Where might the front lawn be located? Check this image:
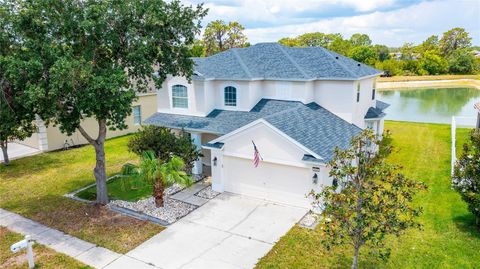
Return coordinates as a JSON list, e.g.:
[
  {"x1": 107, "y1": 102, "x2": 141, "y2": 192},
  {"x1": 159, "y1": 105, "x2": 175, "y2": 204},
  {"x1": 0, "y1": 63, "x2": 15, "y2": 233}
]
[
  {"x1": 0, "y1": 227, "x2": 89, "y2": 269},
  {"x1": 76, "y1": 176, "x2": 152, "y2": 202},
  {"x1": 257, "y1": 121, "x2": 480, "y2": 268},
  {"x1": 0, "y1": 135, "x2": 164, "y2": 254}
]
